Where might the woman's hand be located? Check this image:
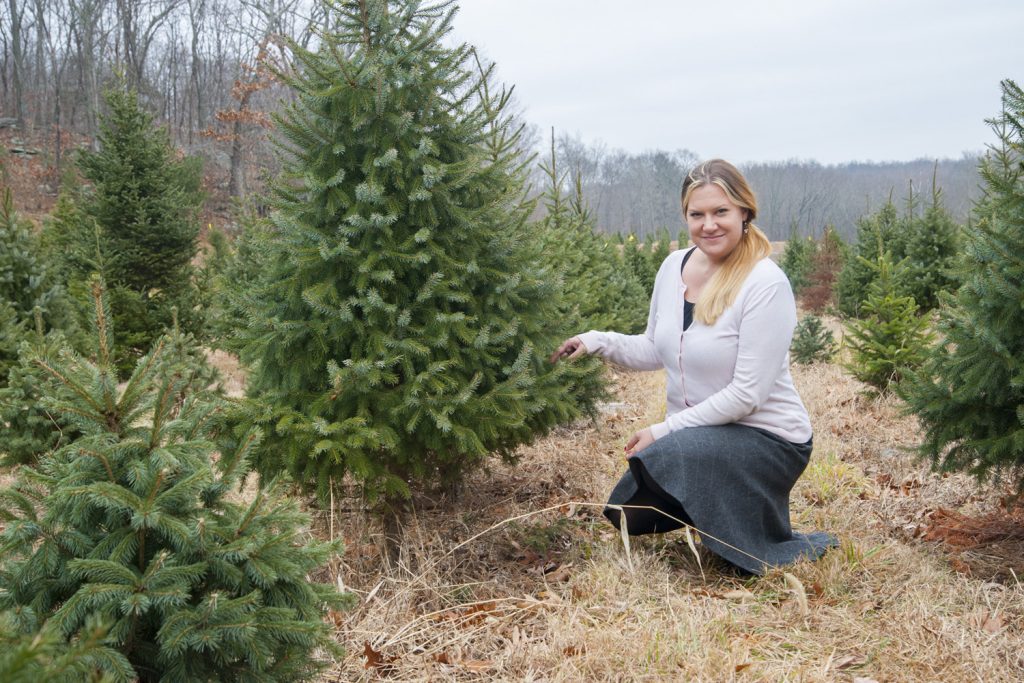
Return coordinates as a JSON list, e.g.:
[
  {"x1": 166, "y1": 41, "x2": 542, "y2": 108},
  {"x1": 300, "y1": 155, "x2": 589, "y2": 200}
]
[
  {"x1": 625, "y1": 428, "x2": 655, "y2": 458},
  {"x1": 549, "y1": 336, "x2": 589, "y2": 364}
]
